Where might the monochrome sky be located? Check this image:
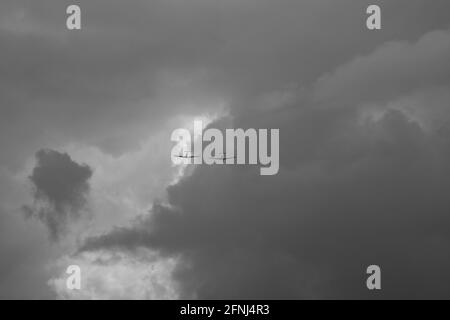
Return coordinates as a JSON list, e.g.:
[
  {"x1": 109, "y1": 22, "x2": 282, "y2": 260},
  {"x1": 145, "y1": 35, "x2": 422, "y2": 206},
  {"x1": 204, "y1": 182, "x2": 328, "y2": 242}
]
[{"x1": 1, "y1": 0, "x2": 450, "y2": 299}]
